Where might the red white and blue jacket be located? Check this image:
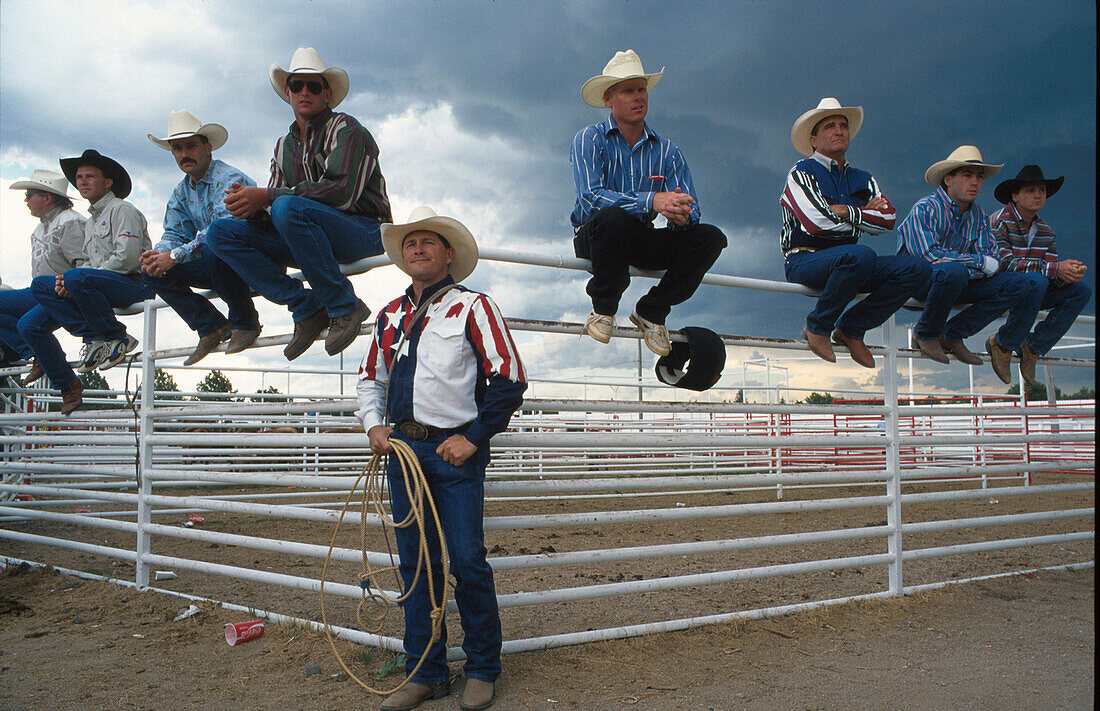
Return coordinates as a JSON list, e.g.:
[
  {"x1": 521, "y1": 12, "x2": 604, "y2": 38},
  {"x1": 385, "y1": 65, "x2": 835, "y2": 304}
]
[{"x1": 356, "y1": 276, "x2": 527, "y2": 447}]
